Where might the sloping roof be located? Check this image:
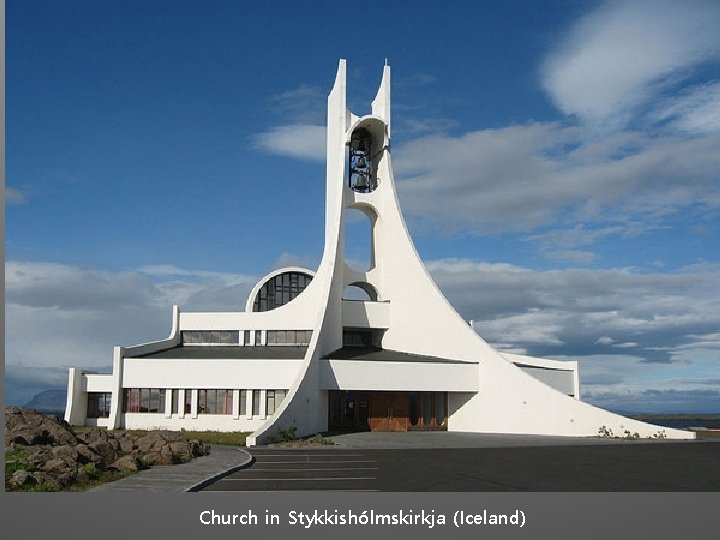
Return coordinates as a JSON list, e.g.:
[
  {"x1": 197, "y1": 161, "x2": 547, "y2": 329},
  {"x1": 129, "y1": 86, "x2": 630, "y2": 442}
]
[
  {"x1": 322, "y1": 346, "x2": 477, "y2": 365},
  {"x1": 127, "y1": 346, "x2": 308, "y2": 360}
]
